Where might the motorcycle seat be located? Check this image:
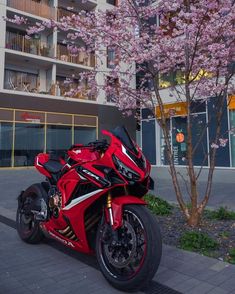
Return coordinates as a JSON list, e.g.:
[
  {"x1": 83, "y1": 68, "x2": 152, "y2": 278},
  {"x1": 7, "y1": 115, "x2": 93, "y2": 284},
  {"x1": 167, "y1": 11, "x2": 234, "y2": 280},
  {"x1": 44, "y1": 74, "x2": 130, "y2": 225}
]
[{"x1": 42, "y1": 159, "x2": 64, "y2": 174}]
